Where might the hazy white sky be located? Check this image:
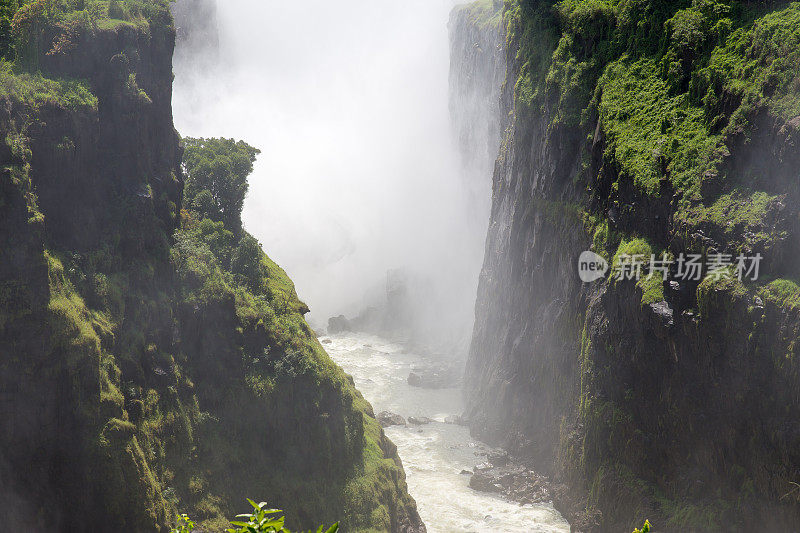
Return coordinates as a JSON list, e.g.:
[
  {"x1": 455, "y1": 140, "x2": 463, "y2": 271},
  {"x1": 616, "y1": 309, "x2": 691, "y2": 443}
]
[{"x1": 173, "y1": 0, "x2": 484, "y2": 330}]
